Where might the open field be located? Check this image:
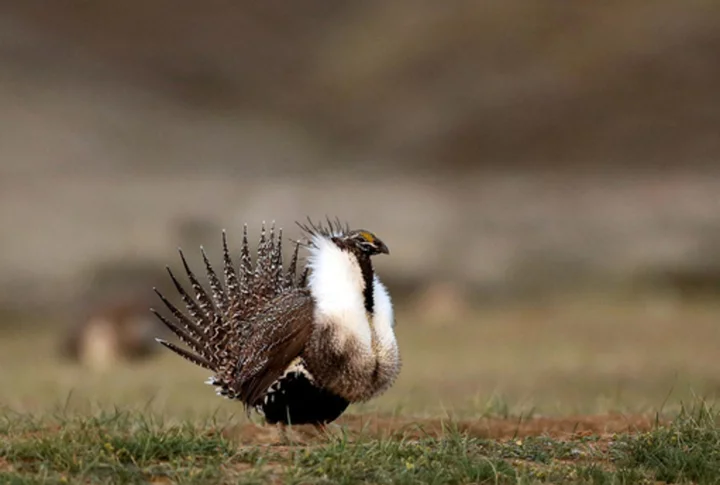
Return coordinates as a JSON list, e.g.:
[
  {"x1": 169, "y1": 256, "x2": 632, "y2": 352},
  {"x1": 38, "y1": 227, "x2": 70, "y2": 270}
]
[
  {"x1": 2, "y1": 1, "x2": 720, "y2": 482},
  {"x1": 2, "y1": 294, "x2": 720, "y2": 483},
  {"x1": 3, "y1": 406, "x2": 720, "y2": 484}
]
